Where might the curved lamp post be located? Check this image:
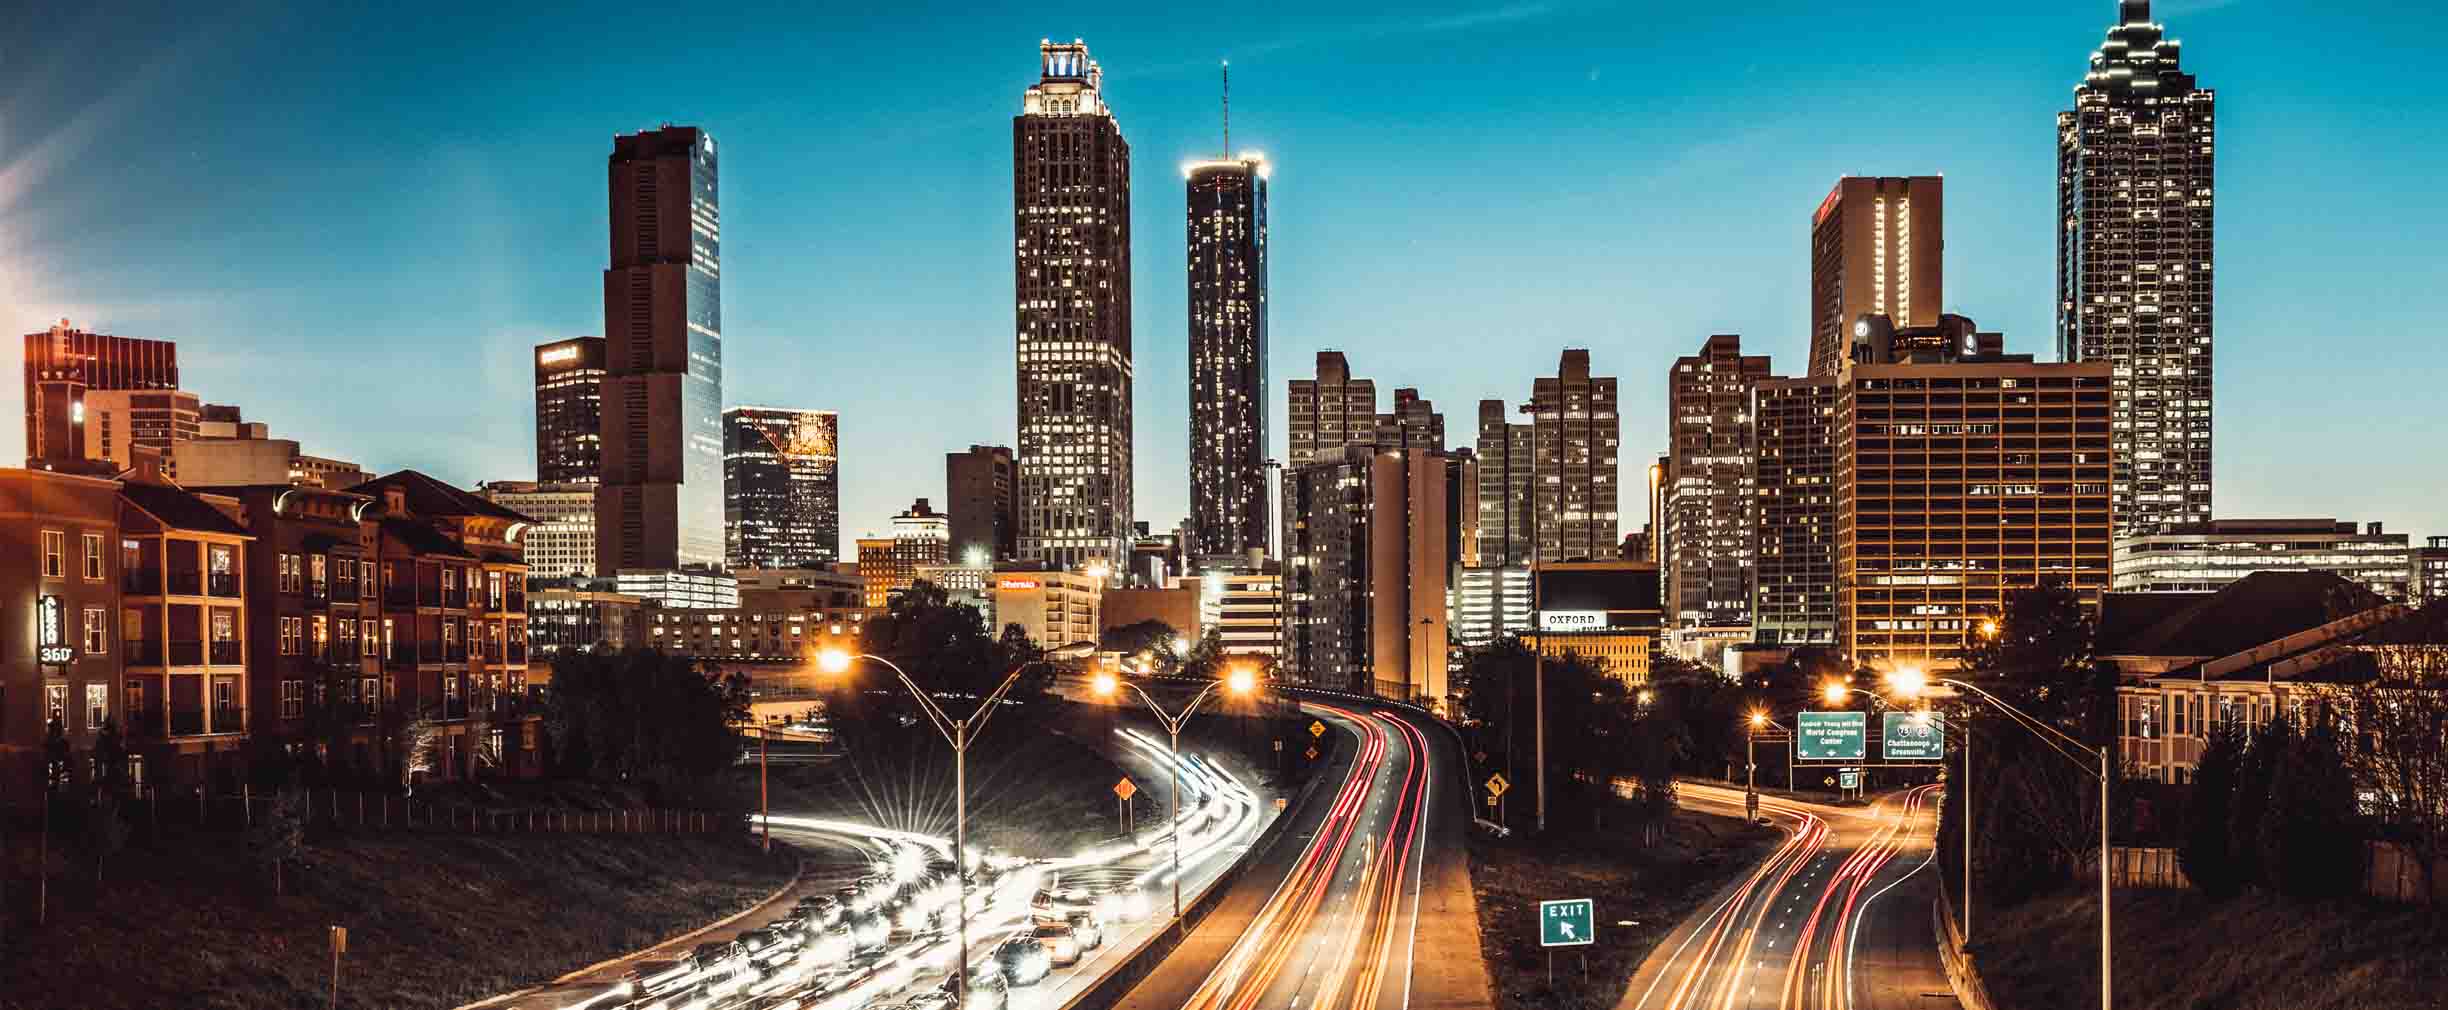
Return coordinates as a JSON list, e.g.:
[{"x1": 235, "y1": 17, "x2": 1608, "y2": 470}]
[
  {"x1": 1091, "y1": 665, "x2": 1255, "y2": 925},
  {"x1": 816, "y1": 640, "x2": 1095, "y2": 998}
]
